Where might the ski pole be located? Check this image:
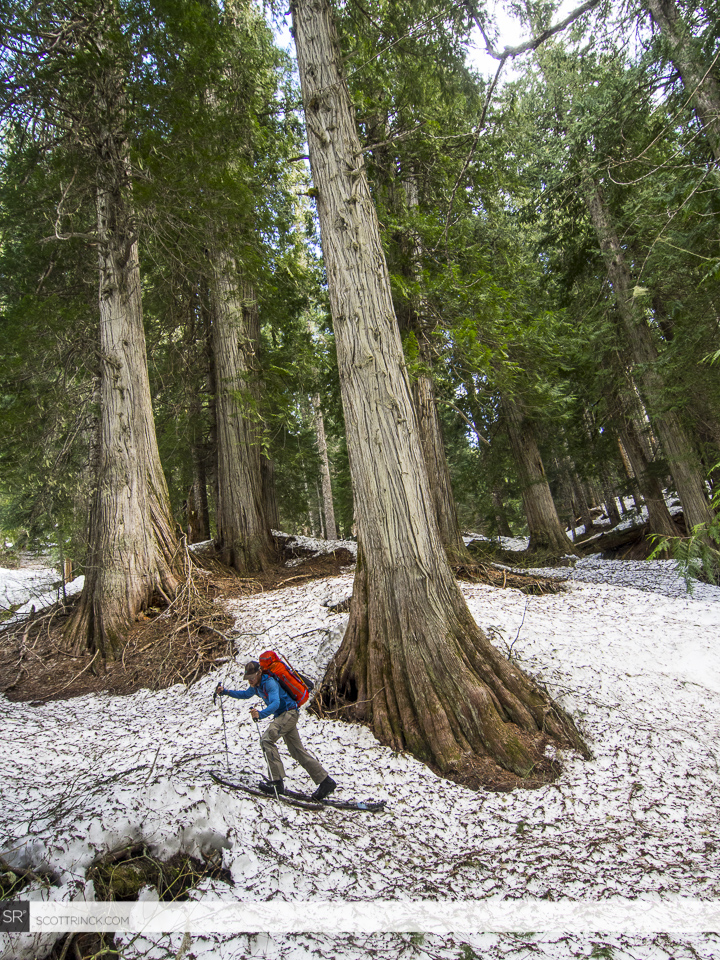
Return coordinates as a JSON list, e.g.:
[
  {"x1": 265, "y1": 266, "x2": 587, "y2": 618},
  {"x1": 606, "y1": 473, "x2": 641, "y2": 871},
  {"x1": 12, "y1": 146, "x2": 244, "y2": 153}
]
[
  {"x1": 214, "y1": 683, "x2": 229, "y2": 770},
  {"x1": 254, "y1": 715, "x2": 280, "y2": 801}
]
